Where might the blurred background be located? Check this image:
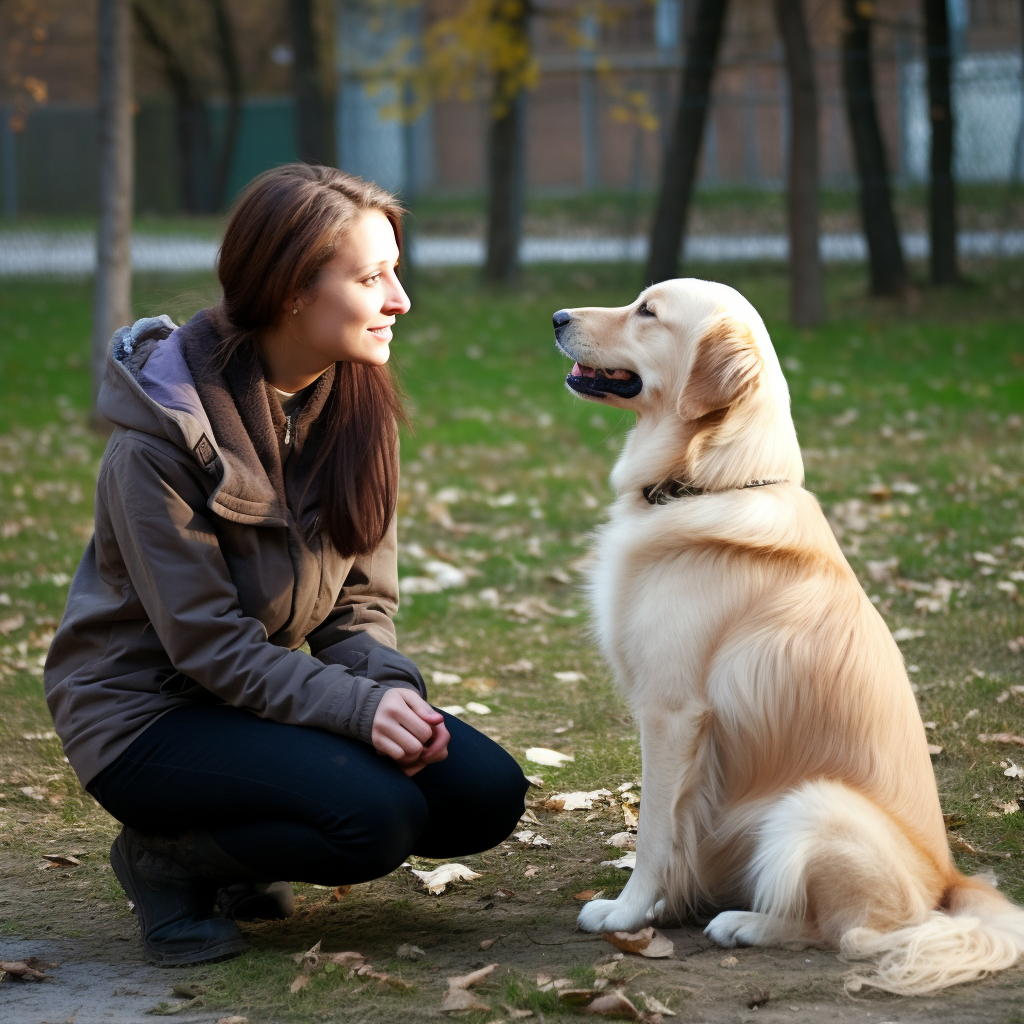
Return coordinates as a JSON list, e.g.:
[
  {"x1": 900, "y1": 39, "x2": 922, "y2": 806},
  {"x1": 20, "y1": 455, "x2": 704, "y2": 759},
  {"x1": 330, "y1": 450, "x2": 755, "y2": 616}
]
[{"x1": 3, "y1": 0, "x2": 1023, "y2": 299}]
